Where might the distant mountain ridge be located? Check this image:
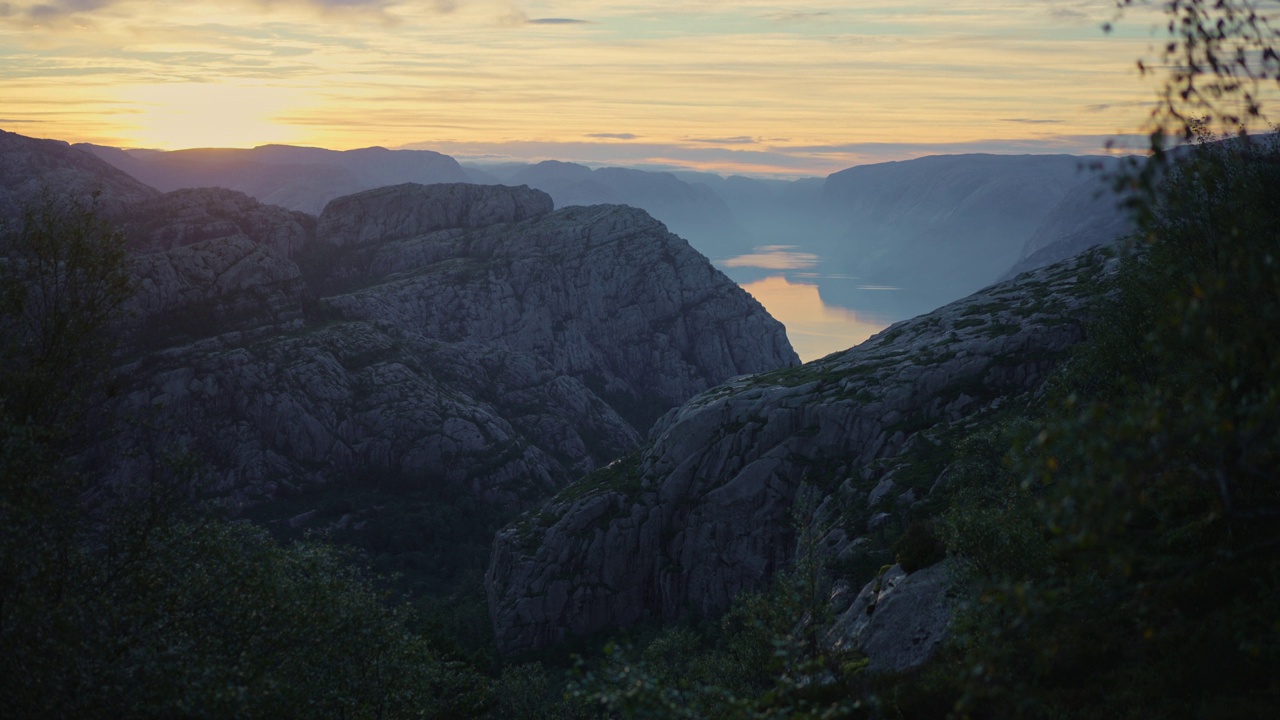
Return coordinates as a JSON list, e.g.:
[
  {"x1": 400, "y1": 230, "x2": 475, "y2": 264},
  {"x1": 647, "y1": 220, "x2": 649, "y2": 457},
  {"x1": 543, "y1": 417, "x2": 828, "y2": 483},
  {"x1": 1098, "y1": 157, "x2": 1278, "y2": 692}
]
[
  {"x1": 76, "y1": 142, "x2": 469, "y2": 215},
  {"x1": 68, "y1": 132, "x2": 1139, "y2": 328},
  {"x1": 812, "y1": 154, "x2": 1109, "y2": 315}
]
